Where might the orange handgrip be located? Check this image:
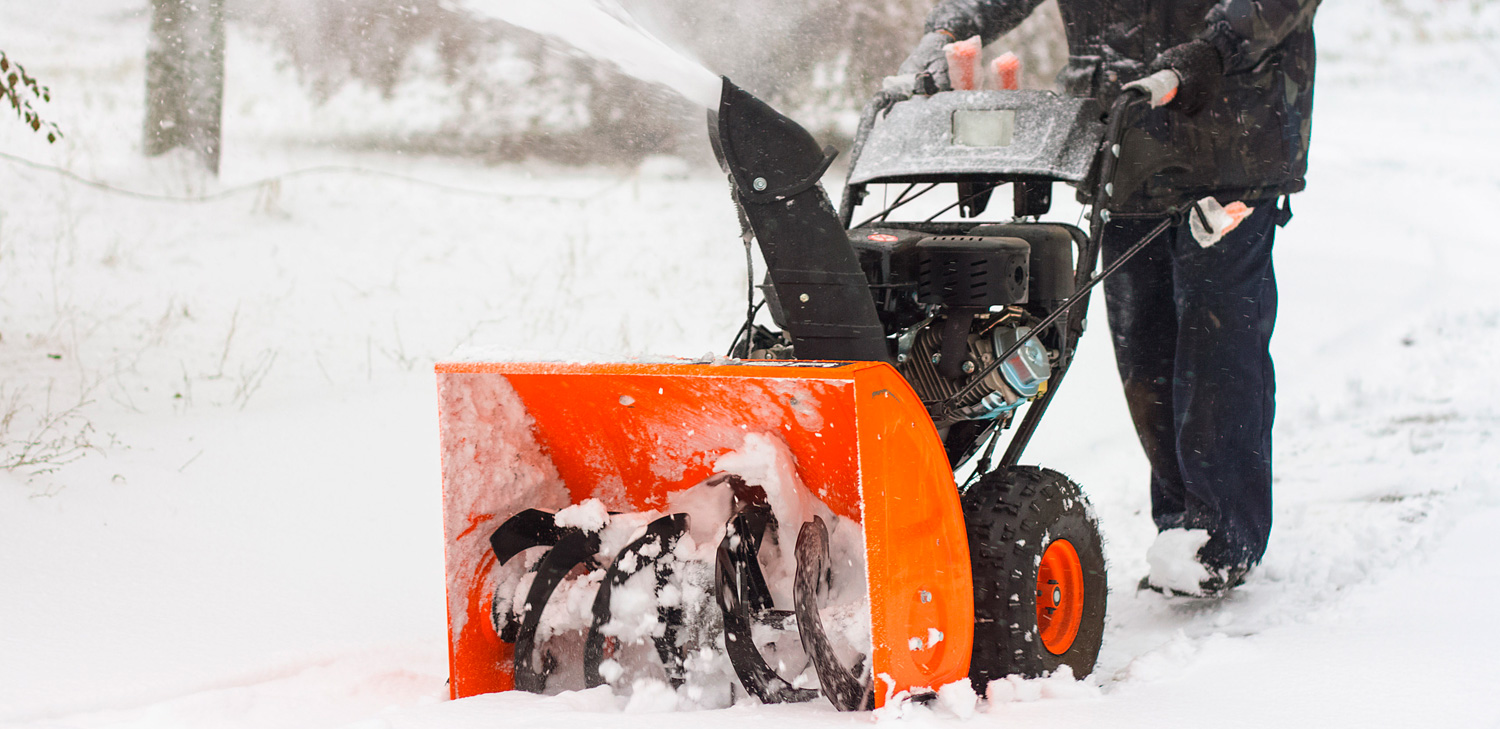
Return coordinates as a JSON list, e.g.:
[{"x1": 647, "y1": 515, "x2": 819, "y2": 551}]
[
  {"x1": 945, "y1": 36, "x2": 983, "y2": 91},
  {"x1": 992, "y1": 52, "x2": 1021, "y2": 91},
  {"x1": 1221, "y1": 200, "x2": 1252, "y2": 234}
]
